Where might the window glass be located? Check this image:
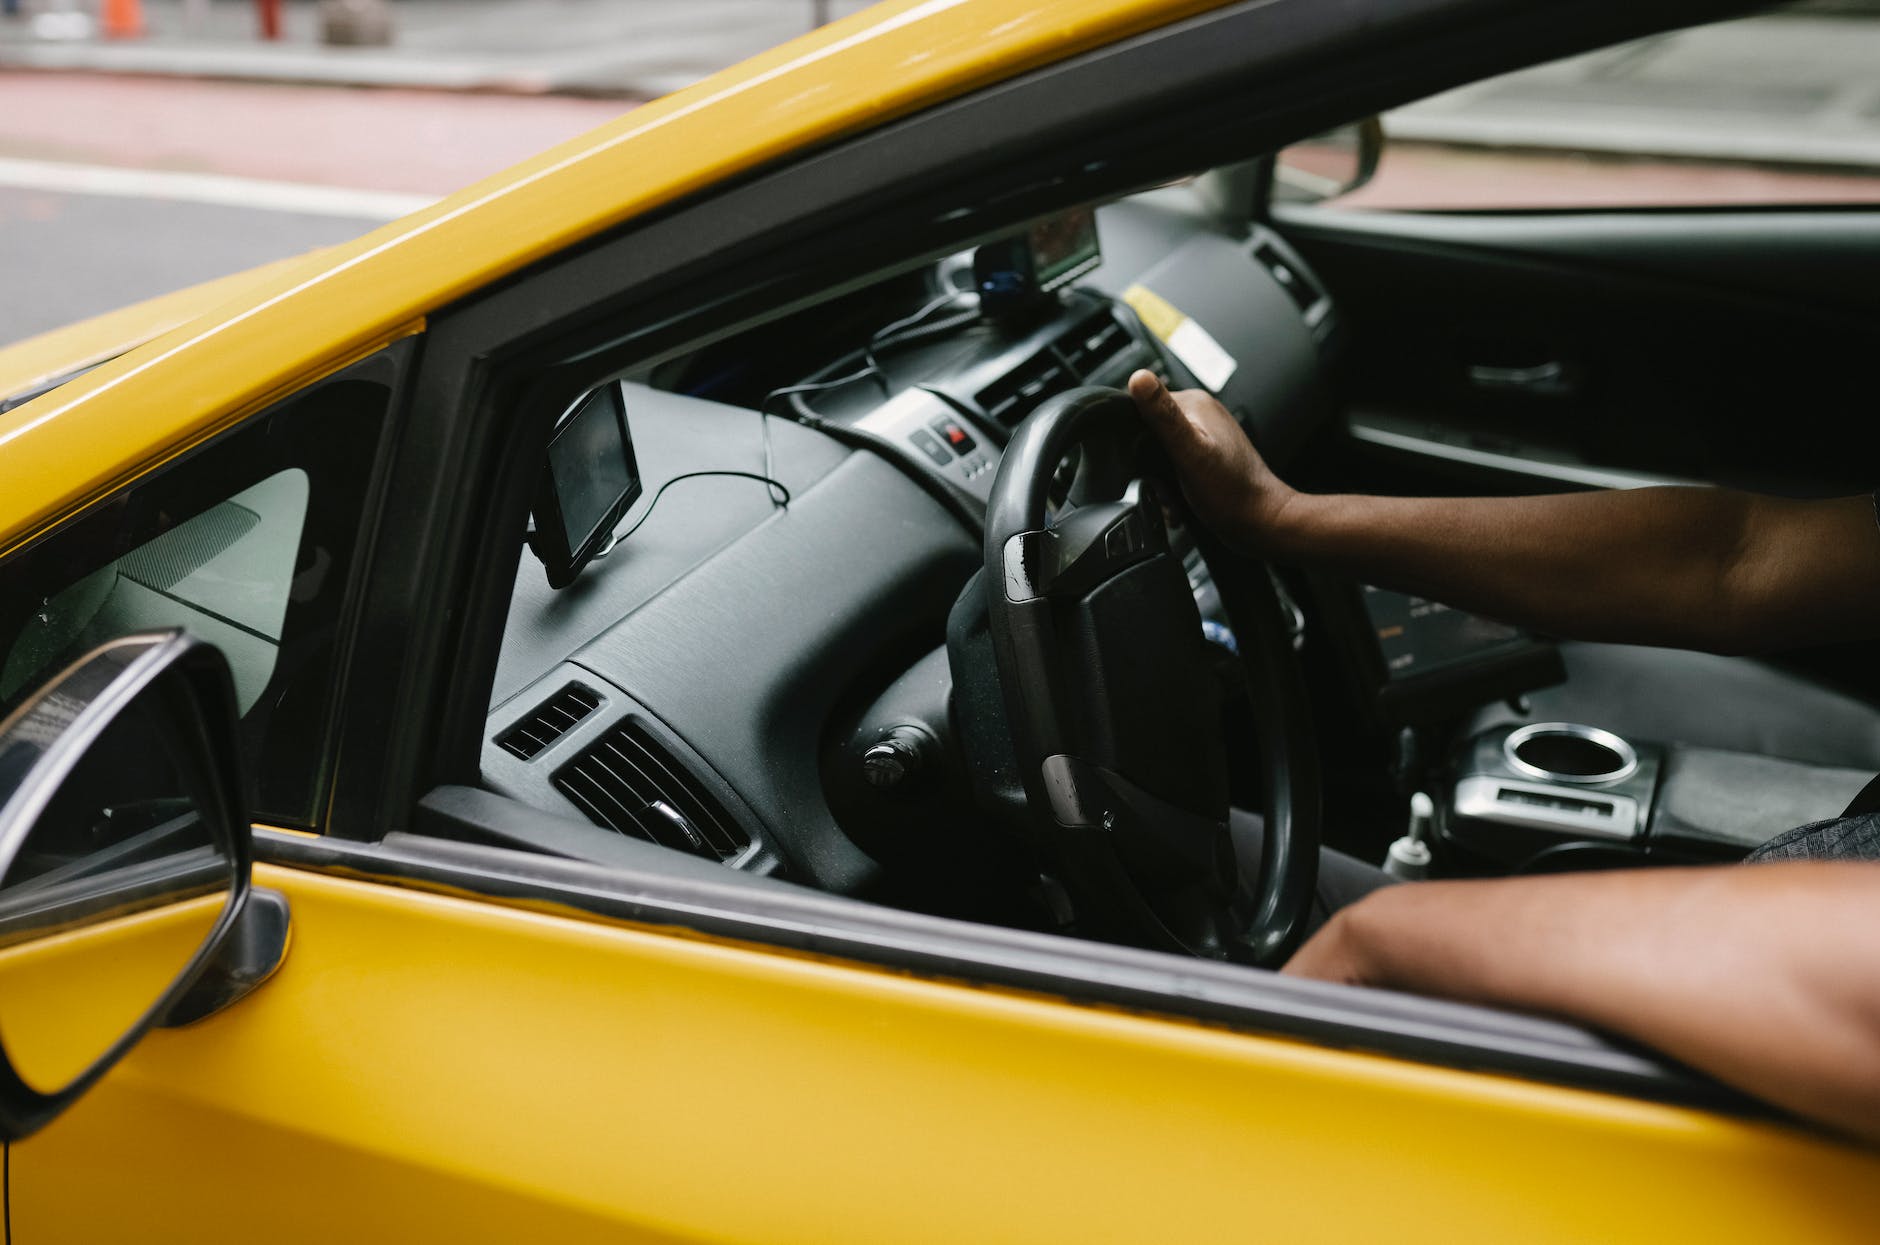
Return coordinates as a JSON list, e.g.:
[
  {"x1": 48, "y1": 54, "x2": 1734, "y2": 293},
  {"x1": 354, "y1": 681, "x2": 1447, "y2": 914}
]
[
  {"x1": 0, "y1": 353, "x2": 401, "y2": 829},
  {"x1": 1293, "y1": 6, "x2": 1880, "y2": 210},
  {"x1": 1, "y1": 469, "x2": 309, "y2": 715}
]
